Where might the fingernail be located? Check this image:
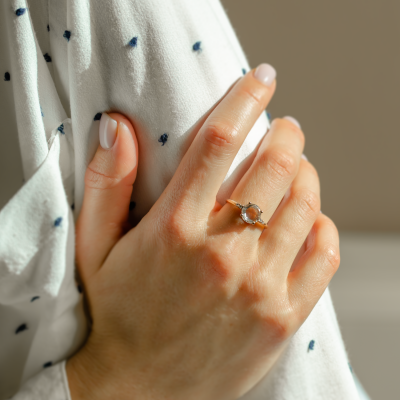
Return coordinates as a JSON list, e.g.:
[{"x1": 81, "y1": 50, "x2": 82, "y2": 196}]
[
  {"x1": 254, "y1": 63, "x2": 276, "y2": 87},
  {"x1": 301, "y1": 154, "x2": 308, "y2": 161},
  {"x1": 283, "y1": 116, "x2": 301, "y2": 129},
  {"x1": 99, "y1": 113, "x2": 118, "y2": 149}
]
